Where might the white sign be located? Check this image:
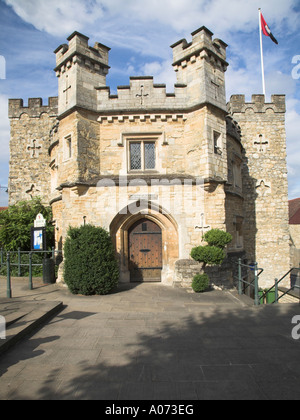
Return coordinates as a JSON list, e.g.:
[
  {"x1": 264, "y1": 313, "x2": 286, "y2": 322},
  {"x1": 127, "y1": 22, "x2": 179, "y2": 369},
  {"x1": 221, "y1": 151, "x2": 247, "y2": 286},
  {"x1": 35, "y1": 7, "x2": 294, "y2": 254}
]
[{"x1": 34, "y1": 213, "x2": 46, "y2": 228}]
